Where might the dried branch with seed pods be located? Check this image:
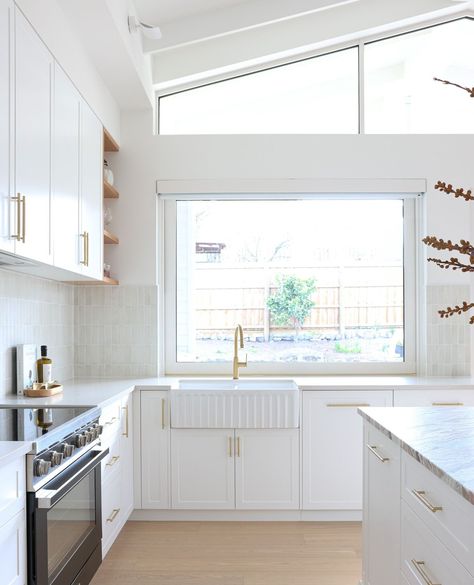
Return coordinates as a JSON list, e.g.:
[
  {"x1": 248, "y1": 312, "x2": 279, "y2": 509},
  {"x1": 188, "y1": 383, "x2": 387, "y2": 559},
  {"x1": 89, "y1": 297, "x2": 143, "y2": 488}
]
[{"x1": 424, "y1": 78, "x2": 474, "y2": 322}]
